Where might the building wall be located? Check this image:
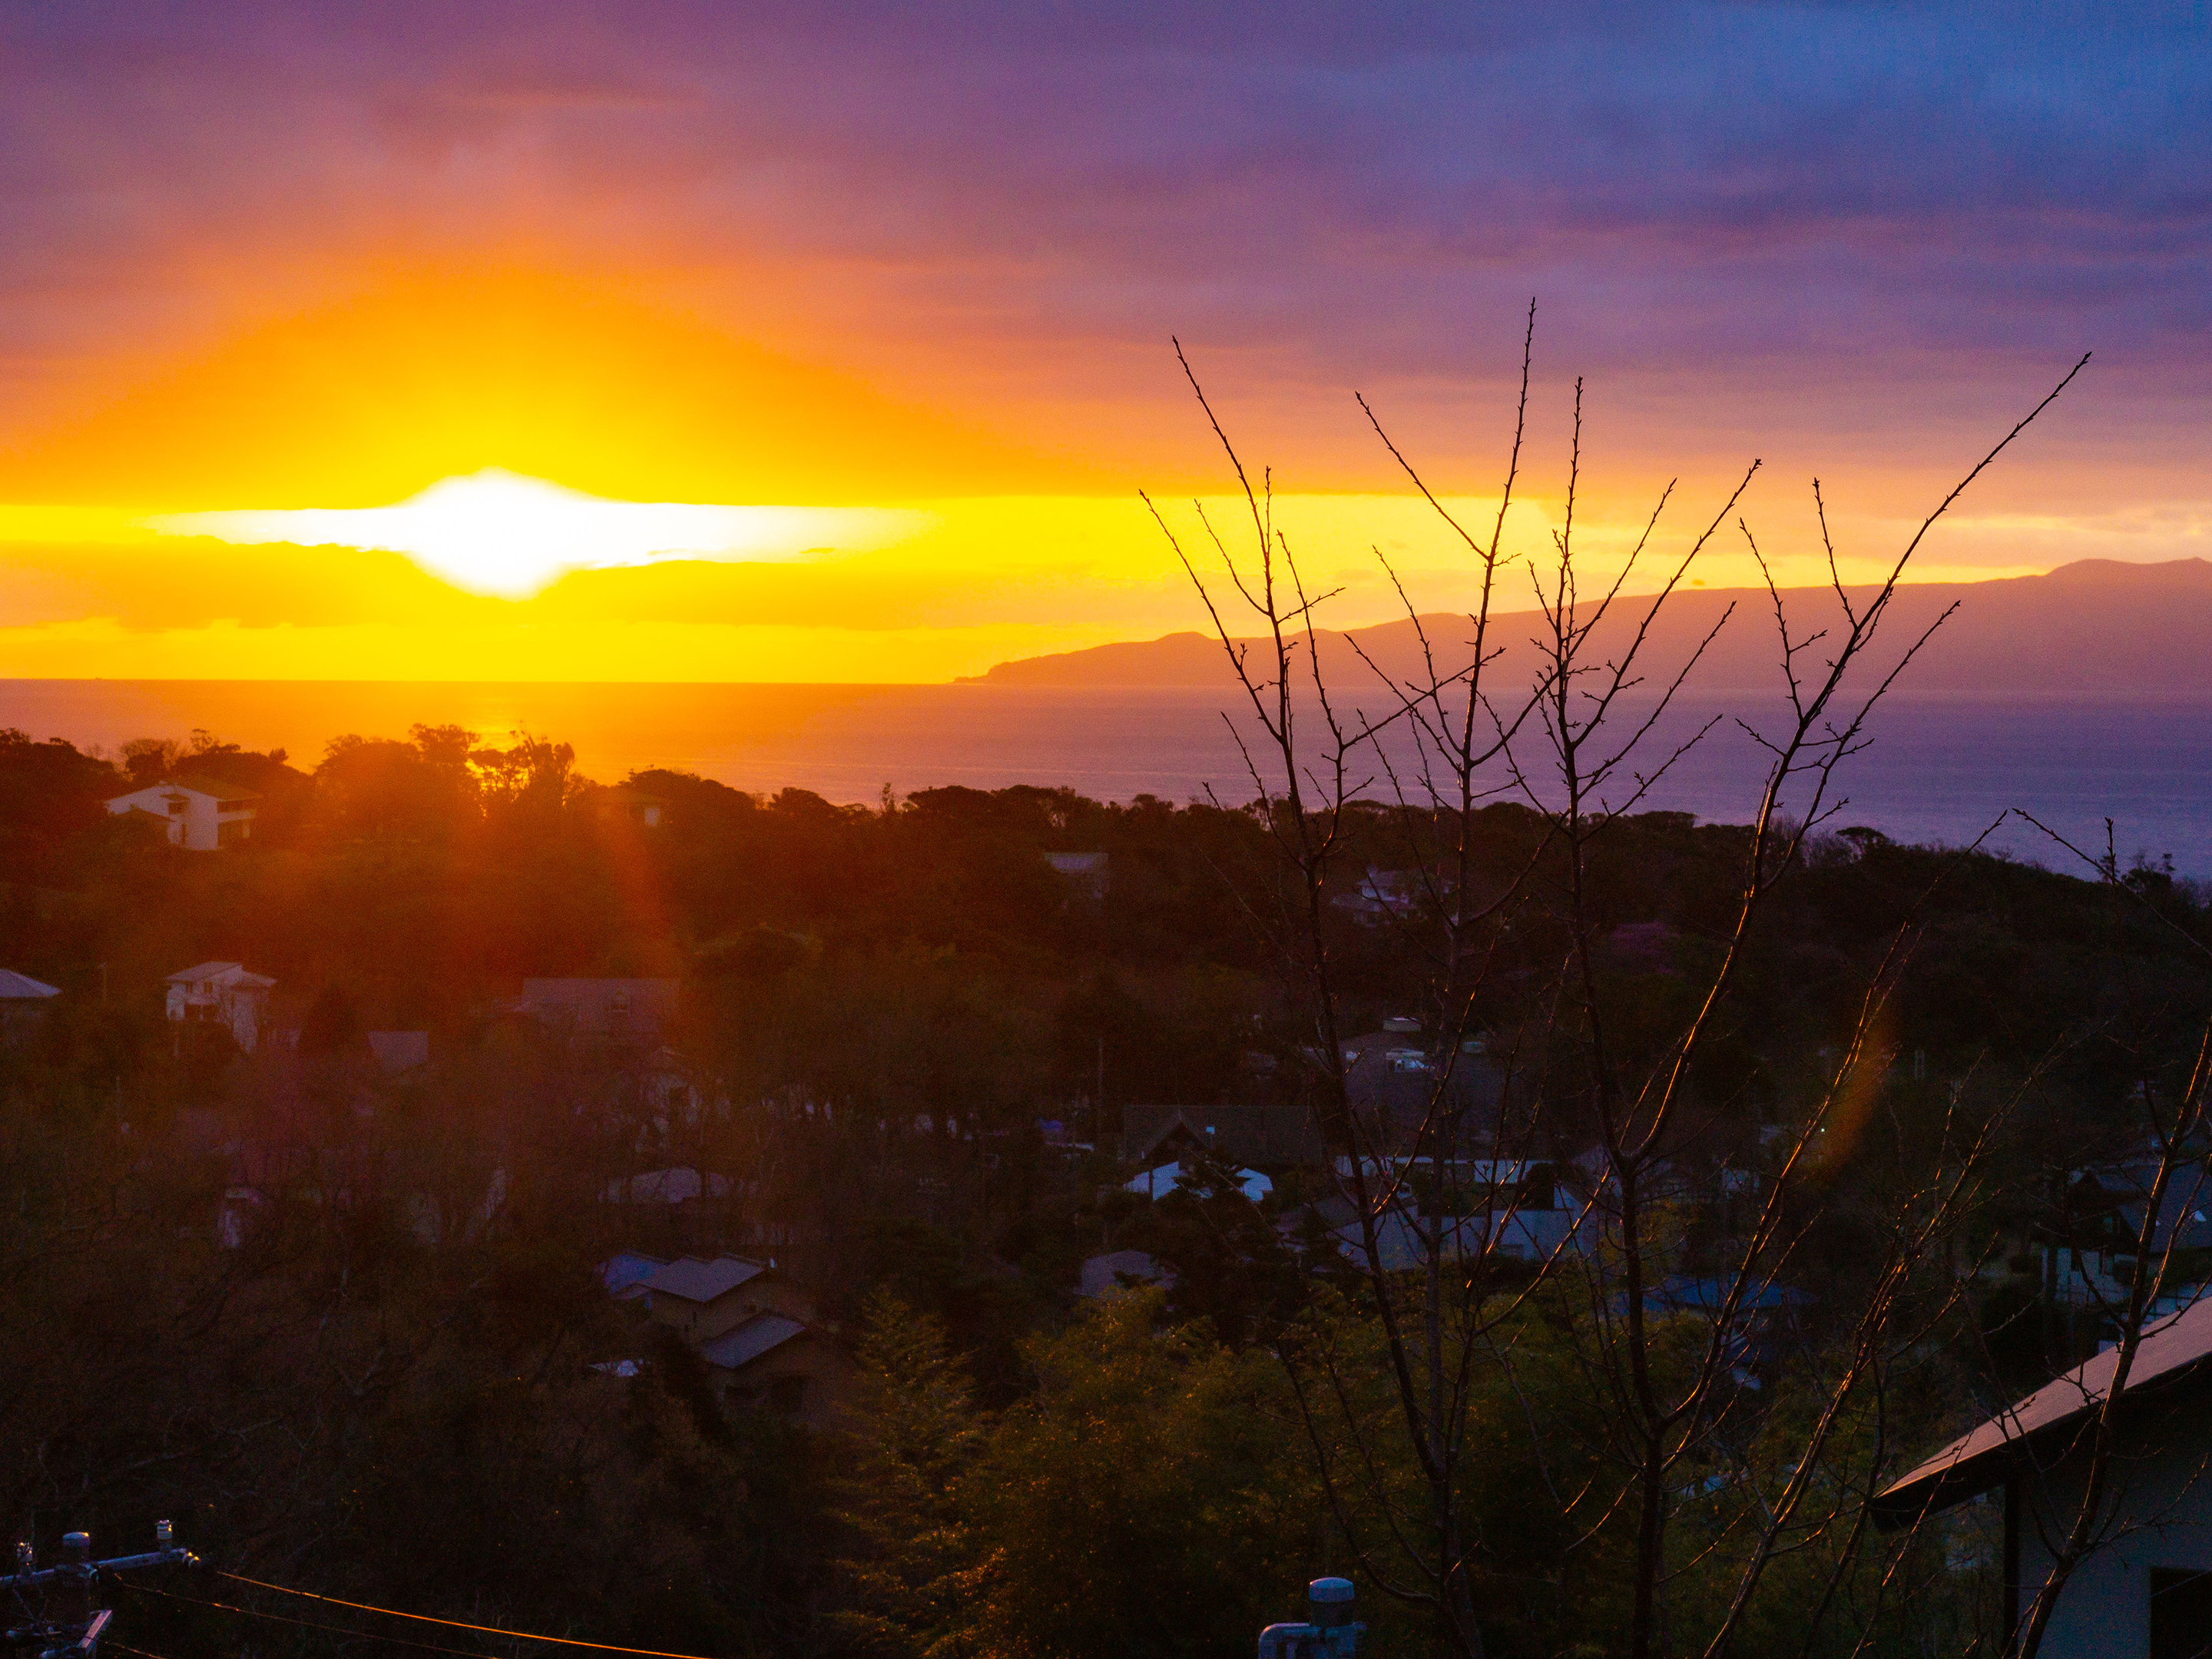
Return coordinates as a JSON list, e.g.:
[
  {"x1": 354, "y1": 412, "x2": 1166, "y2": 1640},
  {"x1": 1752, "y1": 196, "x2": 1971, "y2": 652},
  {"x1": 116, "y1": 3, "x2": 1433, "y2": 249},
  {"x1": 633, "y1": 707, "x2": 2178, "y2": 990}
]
[
  {"x1": 0, "y1": 1001, "x2": 50, "y2": 1049},
  {"x1": 713, "y1": 1334, "x2": 857, "y2": 1429},
  {"x1": 167, "y1": 980, "x2": 269, "y2": 1051},
  {"x1": 2019, "y1": 1402, "x2": 2212, "y2": 1657},
  {"x1": 105, "y1": 786, "x2": 253, "y2": 851}
]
